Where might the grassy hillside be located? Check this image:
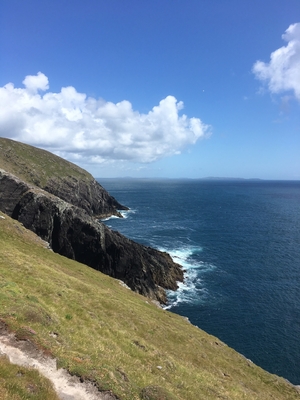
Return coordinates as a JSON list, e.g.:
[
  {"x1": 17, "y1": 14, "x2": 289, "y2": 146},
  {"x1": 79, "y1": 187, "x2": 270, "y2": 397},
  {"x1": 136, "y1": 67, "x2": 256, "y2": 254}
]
[
  {"x1": 0, "y1": 354, "x2": 59, "y2": 400},
  {"x1": 0, "y1": 137, "x2": 93, "y2": 187},
  {"x1": 0, "y1": 211, "x2": 299, "y2": 399}
]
